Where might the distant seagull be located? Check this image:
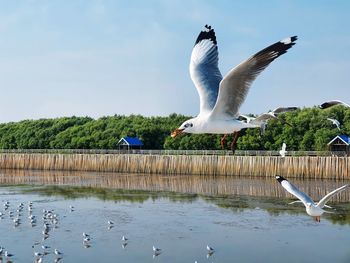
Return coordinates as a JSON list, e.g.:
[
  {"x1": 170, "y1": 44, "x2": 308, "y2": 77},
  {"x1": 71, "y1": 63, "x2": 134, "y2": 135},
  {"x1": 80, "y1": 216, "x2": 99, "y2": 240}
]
[
  {"x1": 34, "y1": 251, "x2": 43, "y2": 257},
  {"x1": 171, "y1": 25, "x2": 297, "y2": 151},
  {"x1": 122, "y1": 235, "x2": 128, "y2": 242},
  {"x1": 206, "y1": 245, "x2": 214, "y2": 253},
  {"x1": 41, "y1": 245, "x2": 50, "y2": 250},
  {"x1": 5, "y1": 251, "x2": 14, "y2": 258},
  {"x1": 107, "y1": 220, "x2": 114, "y2": 225},
  {"x1": 153, "y1": 245, "x2": 162, "y2": 254},
  {"x1": 327, "y1": 118, "x2": 341, "y2": 130},
  {"x1": 83, "y1": 232, "x2": 90, "y2": 238},
  {"x1": 276, "y1": 175, "x2": 349, "y2": 222},
  {"x1": 54, "y1": 248, "x2": 63, "y2": 256},
  {"x1": 319, "y1": 100, "x2": 350, "y2": 109},
  {"x1": 279, "y1": 143, "x2": 287, "y2": 158}
]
